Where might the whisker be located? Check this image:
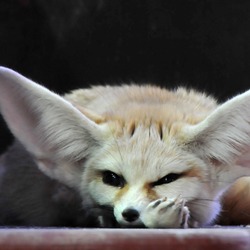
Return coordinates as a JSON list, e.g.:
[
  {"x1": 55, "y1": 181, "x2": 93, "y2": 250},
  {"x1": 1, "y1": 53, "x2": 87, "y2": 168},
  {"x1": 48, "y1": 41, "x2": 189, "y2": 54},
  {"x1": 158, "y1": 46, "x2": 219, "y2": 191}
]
[
  {"x1": 199, "y1": 179, "x2": 235, "y2": 184},
  {"x1": 183, "y1": 196, "x2": 219, "y2": 202},
  {"x1": 182, "y1": 197, "x2": 221, "y2": 210}
]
